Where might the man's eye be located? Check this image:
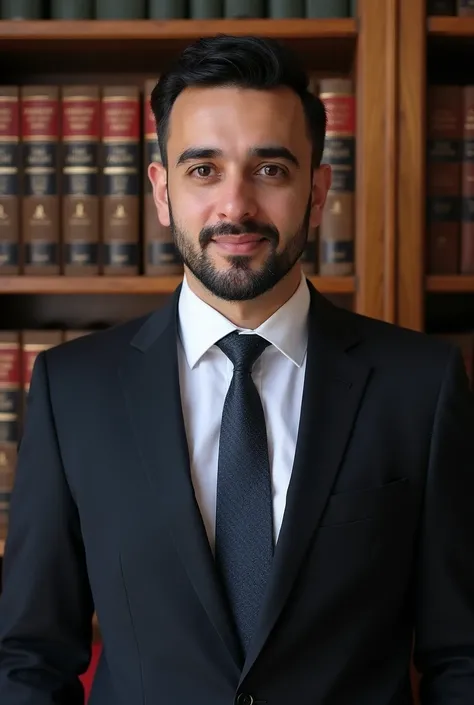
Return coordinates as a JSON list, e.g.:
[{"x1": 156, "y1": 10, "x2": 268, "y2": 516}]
[
  {"x1": 259, "y1": 165, "x2": 285, "y2": 177},
  {"x1": 190, "y1": 165, "x2": 213, "y2": 178}
]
